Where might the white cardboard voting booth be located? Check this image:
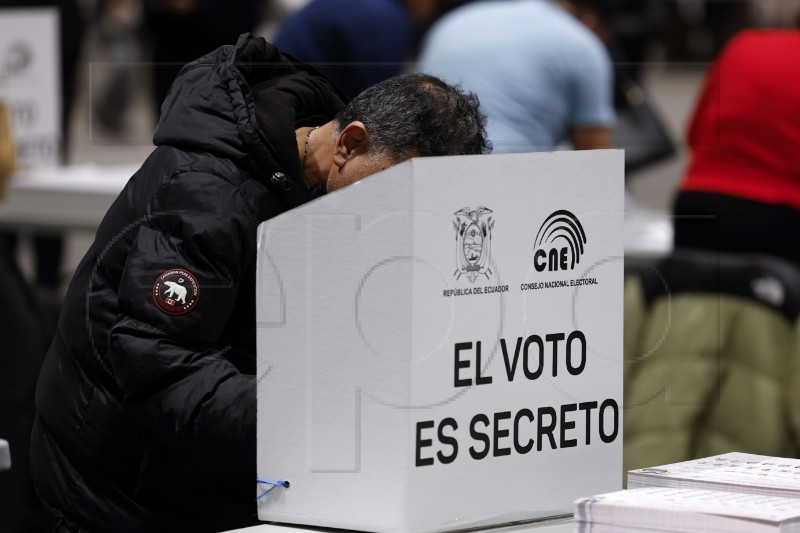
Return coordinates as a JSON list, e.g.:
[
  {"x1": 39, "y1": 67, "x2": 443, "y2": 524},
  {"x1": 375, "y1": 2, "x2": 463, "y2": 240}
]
[{"x1": 256, "y1": 150, "x2": 624, "y2": 533}]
